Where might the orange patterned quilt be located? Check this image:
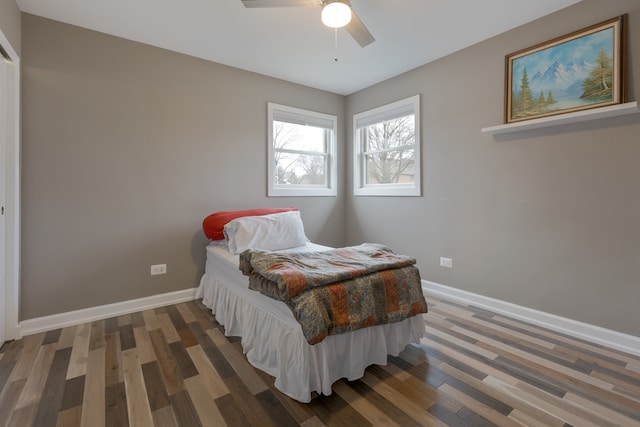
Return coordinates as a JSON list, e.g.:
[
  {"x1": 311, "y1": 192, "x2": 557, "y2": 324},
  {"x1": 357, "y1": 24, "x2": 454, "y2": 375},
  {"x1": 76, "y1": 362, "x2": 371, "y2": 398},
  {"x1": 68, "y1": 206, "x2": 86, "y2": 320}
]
[{"x1": 239, "y1": 243, "x2": 428, "y2": 344}]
